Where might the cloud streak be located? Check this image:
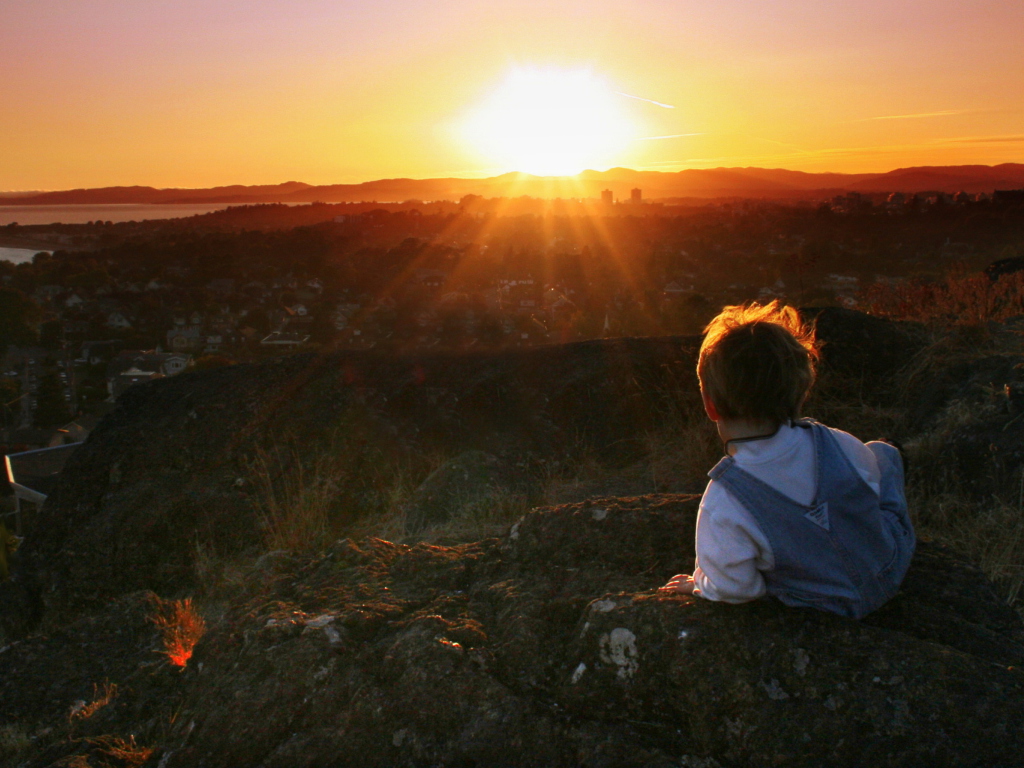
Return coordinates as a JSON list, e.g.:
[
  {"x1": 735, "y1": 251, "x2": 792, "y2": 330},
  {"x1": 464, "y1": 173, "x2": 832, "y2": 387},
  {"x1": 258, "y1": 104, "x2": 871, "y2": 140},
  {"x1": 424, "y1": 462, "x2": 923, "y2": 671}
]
[
  {"x1": 635, "y1": 133, "x2": 703, "y2": 141},
  {"x1": 943, "y1": 134, "x2": 1024, "y2": 144},
  {"x1": 616, "y1": 92, "x2": 675, "y2": 109},
  {"x1": 860, "y1": 109, "x2": 967, "y2": 122}
]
